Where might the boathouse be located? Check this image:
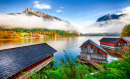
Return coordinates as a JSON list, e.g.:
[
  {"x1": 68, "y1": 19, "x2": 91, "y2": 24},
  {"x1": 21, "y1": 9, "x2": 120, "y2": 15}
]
[
  {"x1": 100, "y1": 37, "x2": 127, "y2": 50},
  {"x1": 79, "y1": 39, "x2": 107, "y2": 64},
  {"x1": 0, "y1": 43, "x2": 57, "y2": 79},
  {"x1": 122, "y1": 37, "x2": 130, "y2": 43}
]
